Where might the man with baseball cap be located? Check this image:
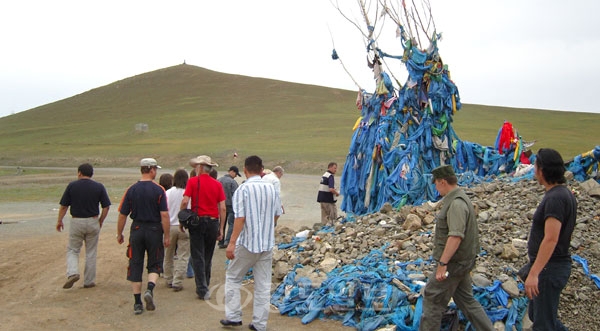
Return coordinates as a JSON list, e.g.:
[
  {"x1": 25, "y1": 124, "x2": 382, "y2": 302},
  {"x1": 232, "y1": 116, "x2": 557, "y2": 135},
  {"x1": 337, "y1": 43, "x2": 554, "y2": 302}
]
[
  {"x1": 218, "y1": 166, "x2": 241, "y2": 248},
  {"x1": 420, "y1": 165, "x2": 493, "y2": 330},
  {"x1": 180, "y1": 155, "x2": 226, "y2": 300},
  {"x1": 117, "y1": 157, "x2": 170, "y2": 315}
]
